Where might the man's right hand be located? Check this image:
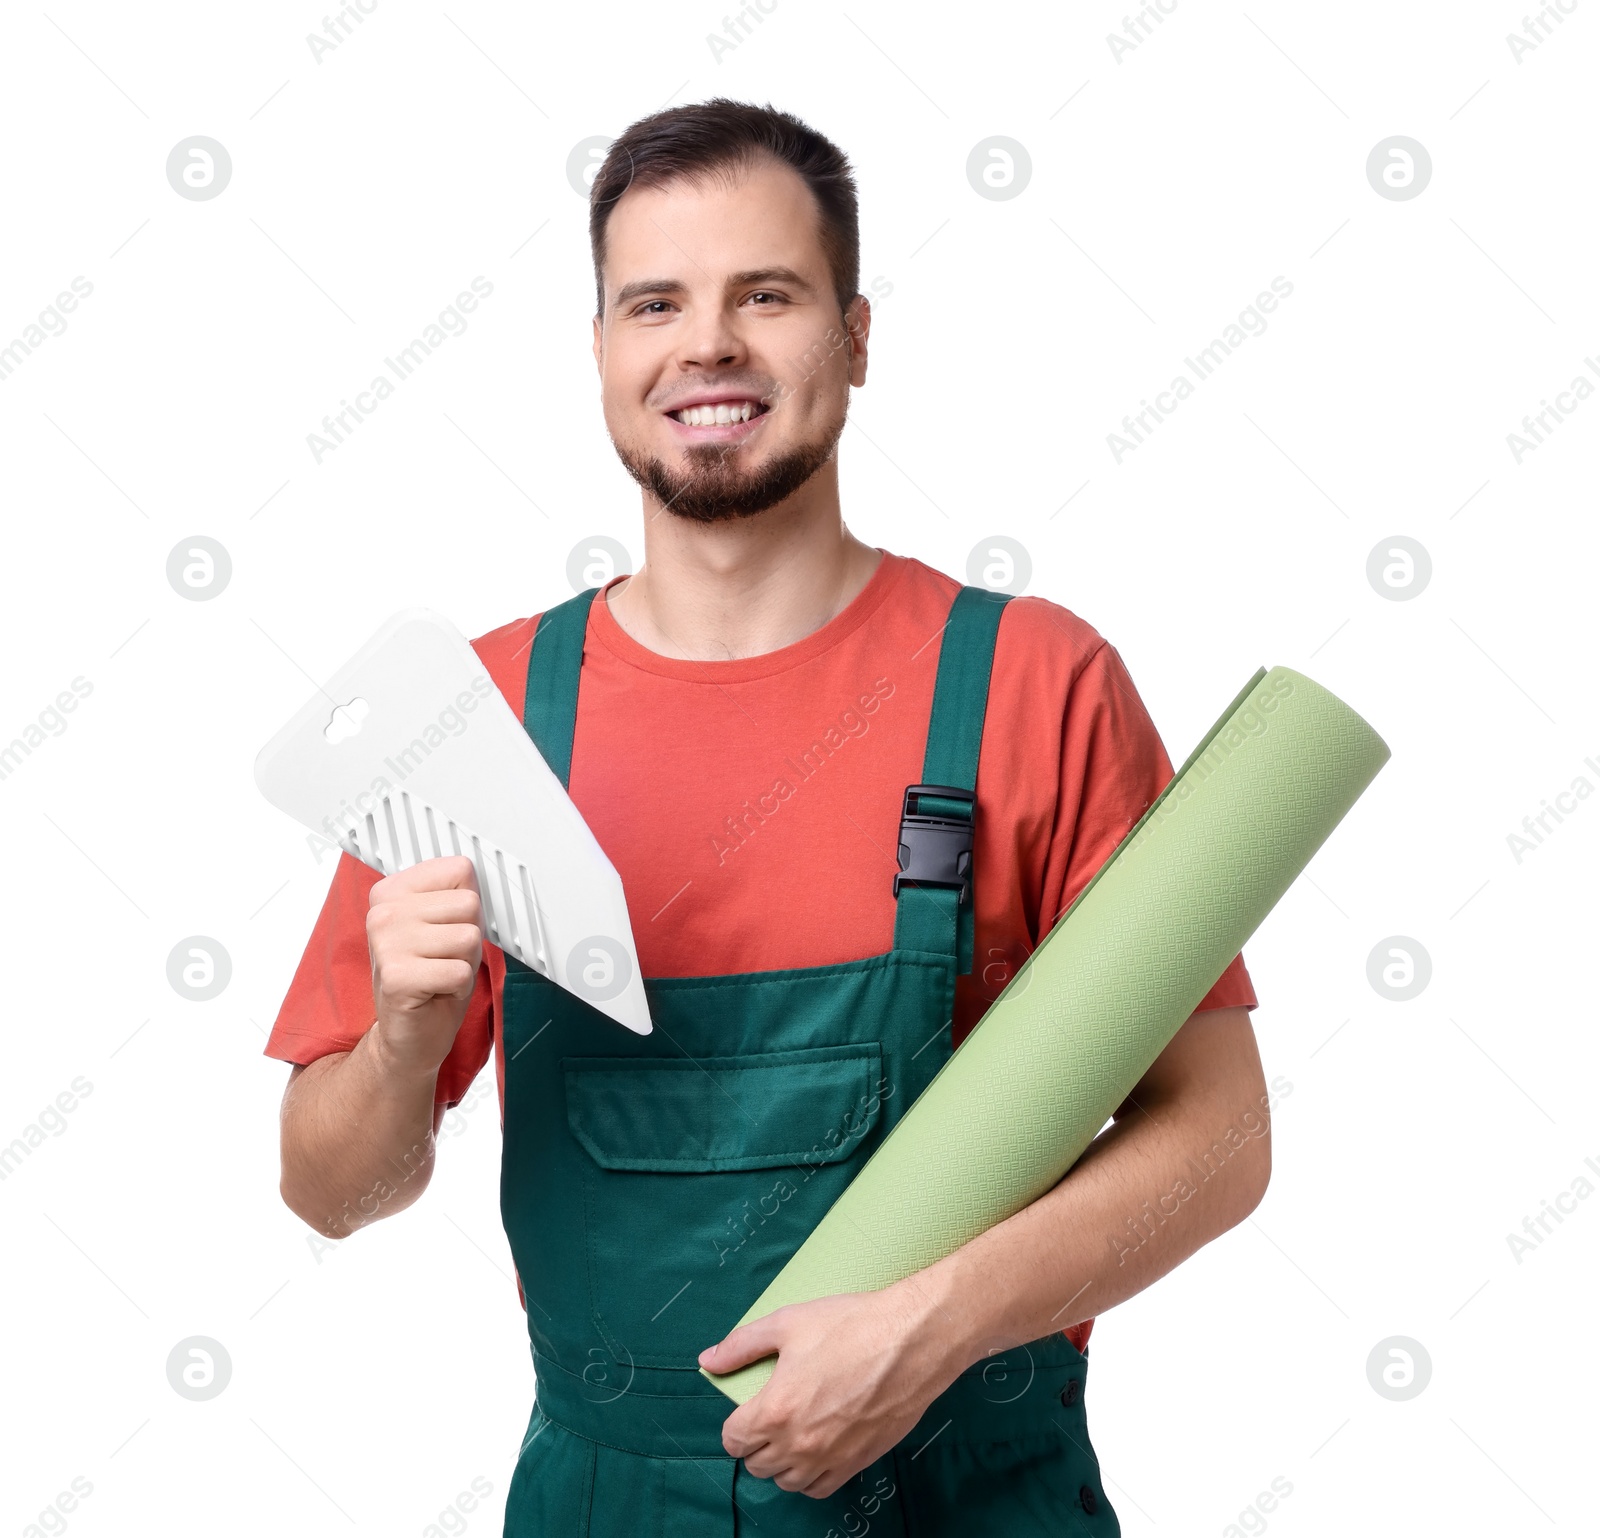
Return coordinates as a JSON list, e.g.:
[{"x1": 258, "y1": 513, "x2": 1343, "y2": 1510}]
[{"x1": 366, "y1": 855, "x2": 485, "y2": 1078}]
